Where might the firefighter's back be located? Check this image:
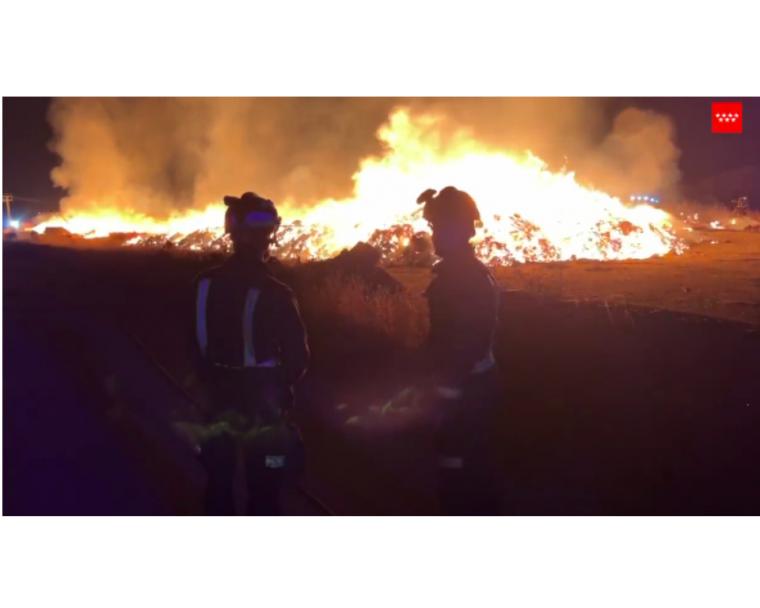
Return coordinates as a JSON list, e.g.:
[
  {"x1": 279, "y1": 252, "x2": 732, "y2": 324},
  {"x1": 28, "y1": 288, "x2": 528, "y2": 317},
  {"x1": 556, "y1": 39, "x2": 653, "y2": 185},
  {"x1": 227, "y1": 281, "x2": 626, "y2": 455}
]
[{"x1": 197, "y1": 260, "x2": 296, "y2": 370}]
